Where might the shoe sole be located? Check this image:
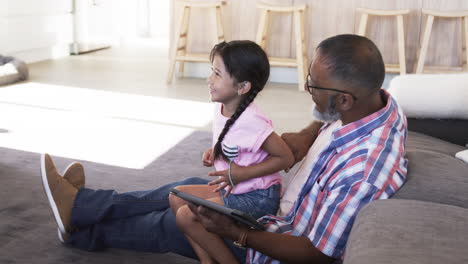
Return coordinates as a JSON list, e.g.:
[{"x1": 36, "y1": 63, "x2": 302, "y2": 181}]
[
  {"x1": 57, "y1": 228, "x2": 64, "y2": 243},
  {"x1": 40, "y1": 154, "x2": 66, "y2": 234}
]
